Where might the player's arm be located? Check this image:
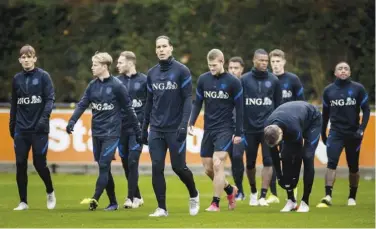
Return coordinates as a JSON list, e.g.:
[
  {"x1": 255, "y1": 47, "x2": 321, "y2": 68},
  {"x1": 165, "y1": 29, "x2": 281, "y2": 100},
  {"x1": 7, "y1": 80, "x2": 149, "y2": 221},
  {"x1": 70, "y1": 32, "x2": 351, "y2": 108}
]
[
  {"x1": 67, "y1": 84, "x2": 91, "y2": 133},
  {"x1": 142, "y1": 74, "x2": 153, "y2": 132},
  {"x1": 273, "y1": 79, "x2": 282, "y2": 108},
  {"x1": 233, "y1": 77, "x2": 243, "y2": 137},
  {"x1": 137, "y1": 77, "x2": 148, "y2": 124},
  {"x1": 357, "y1": 85, "x2": 370, "y2": 136},
  {"x1": 293, "y1": 75, "x2": 305, "y2": 101},
  {"x1": 321, "y1": 89, "x2": 330, "y2": 144},
  {"x1": 180, "y1": 67, "x2": 193, "y2": 128},
  {"x1": 115, "y1": 83, "x2": 141, "y2": 135},
  {"x1": 37, "y1": 72, "x2": 55, "y2": 129},
  {"x1": 9, "y1": 77, "x2": 17, "y2": 138},
  {"x1": 188, "y1": 76, "x2": 203, "y2": 128}
]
